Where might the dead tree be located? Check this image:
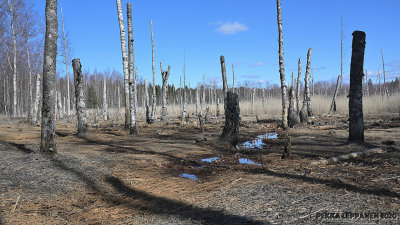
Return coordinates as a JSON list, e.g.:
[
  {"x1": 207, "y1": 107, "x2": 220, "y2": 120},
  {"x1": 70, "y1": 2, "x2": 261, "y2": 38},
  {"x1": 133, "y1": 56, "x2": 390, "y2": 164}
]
[
  {"x1": 57, "y1": 91, "x2": 63, "y2": 119},
  {"x1": 31, "y1": 73, "x2": 41, "y2": 125},
  {"x1": 220, "y1": 55, "x2": 240, "y2": 146},
  {"x1": 7, "y1": 0, "x2": 17, "y2": 118},
  {"x1": 329, "y1": 75, "x2": 341, "y2": 113},
  {"x1": 221, "y1": 92, "x2": 240, "y2": 146},
  {"x1": 150, "y1": 20, "x2": 156, "y2": 122},
  {"x1": 127, "y1": 2, "x2": 136, "y2": 134},
  {"x1": 251, "y1": 87, "x2": 255, "y2": 113},
  {"x1": 72, "y1": 59, "x2": 88, "y2": 134},
  {"x1": 348, "y1": 31, "x2": 366, "y2": 142},
  {"x1": 116, "y1": 0, "x2": 130, "y2": 129},
  {"x1": 61, "y1": 4, "x2": 71, "y2": 119},
  {"x1": 40, "y1": 0, "x2": 57, "y2": 153},
  {"x1": 340, "y1": 10, "x2": 344, "y2": 93},
  {"x1": 145, "y1": 79, "x2": 150, "y2": 124},
  {"x1": 296, "y1": 58, "x2": 301, "y2": 115},
  {"x1": 216, "y1": 97, "x2": 220, "y2": 117},
  {"x1": 195, "y1": 85, "x2": 199, "y2": 116},
  {"x1": 103, "y1": 76, "x2": 108, "y2": 121},
  {"x1": 160, "y1": 63, "x2": 170, "y2": 121},
  {"x1": 287, "y1": 87, "x2": 298, "y2": 127},
  {"x1": 300, "y1": 48, "x2": 313, "y2": 122},
  {"x1": 182, "y1": 54, "x2": 186, "y2": 120},
  {"x1": 276, "y1": 0, "x2": 288, "y2": 129},
  {"x1": 381, "y1": 49, "x2": 389, "y2": 97},
  {"x1": 202, "y1": 74, "x2": 206, "y2": 111}
]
